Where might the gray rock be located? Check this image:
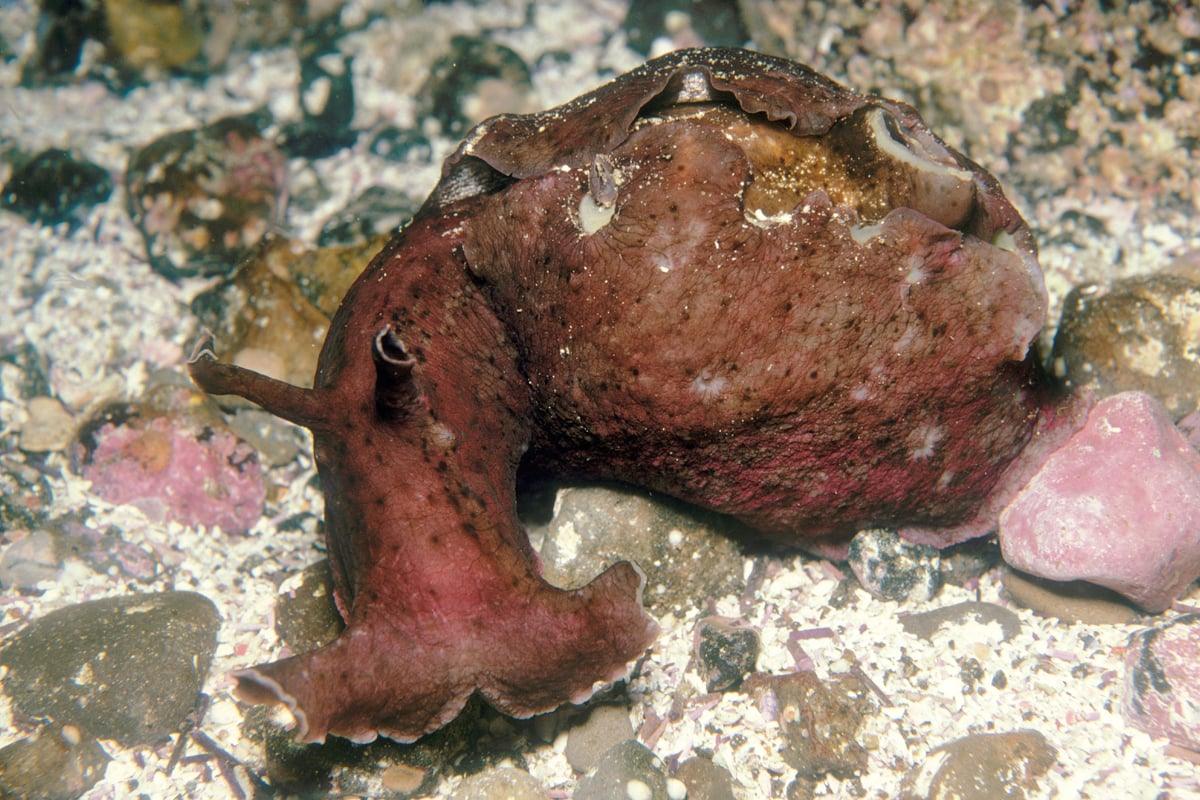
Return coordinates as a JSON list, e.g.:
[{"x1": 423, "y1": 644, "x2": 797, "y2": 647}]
[
  {"x1": 1002, "y1": 567, "x2": 1140, "y2": 625},
  {"x1": 0, "y1": 592, "x2": 220, "y2": 745},
  {"x1": 0, "y1": 454, "x2": 52, "y2": 531},
  {"x1": 530, "y1": 484, "x2": 746, "y2": 616},
  {"x1": 274, "y1": 559, "x2": 344, "y2": 654},
  {"x1": 0, "y1": 725, "x2": 109, "y2": 800},
  {"x1": 900, "y1": 730, "x2": 1057, "y2": 800},
  {"x1": 848, "y1": 528, "x2": 941, "y2": 603},
  {"x1": 226, "y1": 407, "x2": 305, "y2": 468},
  {"x1": 575, "y1": 740, "x2": 669, "y2": 800},
  {"x1": 695, "y1": 616, "x2": 760, "y2": 692},
  {"x1": 455, "y1": 766, "x2": 549, "y2": 799},
  {"x1": 18, "y1": 396, "x2": 76, "y2": 453},
  {"x1": 674, "y1": 756, "x2": 736, "y2": 800},
  {"x1": 0, "y1": 529, "x2": 62, "y2": 591},
  {"x1": 565, "y1": 705, "x2": 635, "y2": 774},
  {"x1": 1053, "y1": 272, "x2": 1200, "y2": 420}
]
